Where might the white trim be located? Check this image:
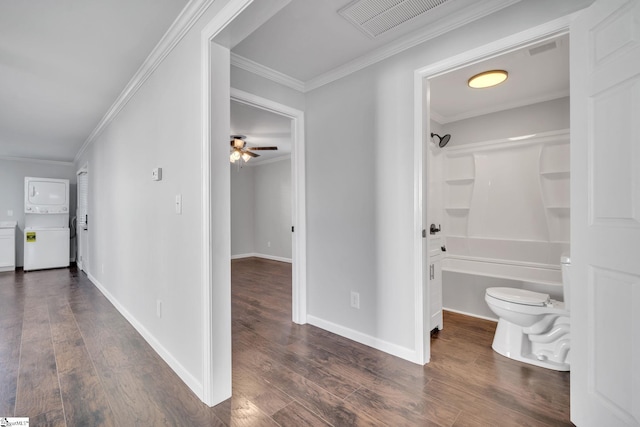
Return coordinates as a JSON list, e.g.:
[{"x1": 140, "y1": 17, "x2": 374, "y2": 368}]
[
  {"x1": 0, "y1": 155, "x2": 73, "y2": 167},
  {"x1": 307, "y1": 315, "x2": 418, "y2": 362},
  {"x1": 76, "y1": 164, "x2": 89, "y2": 272},
  {"x1": 230, "y1": 87, "x2": 307, "y2": 326},
  {"x1": 413, "y1": 70, "x2": 428, "y2": 364},
  {"x1": 231, "y1": 53, "x2": 305, "y2": 92},
  {"x1": 231, "y1": 253, "x2": 292, "y2": 263},
  {"x1": 442, "y1": 308, "x2": 497, "y2": 323},
  {"x1": 201, "y1": 0, "x2": 255, "y2": 407},
  {"x1": 74, "y1": 0, "x2": 216, "y2": 163},
  {"x1": 86, "y1": 273, "x2": 203, "y2": 397},
  {"x1": 413, "y1": 14, "x2": 574, "y2": 367}
]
